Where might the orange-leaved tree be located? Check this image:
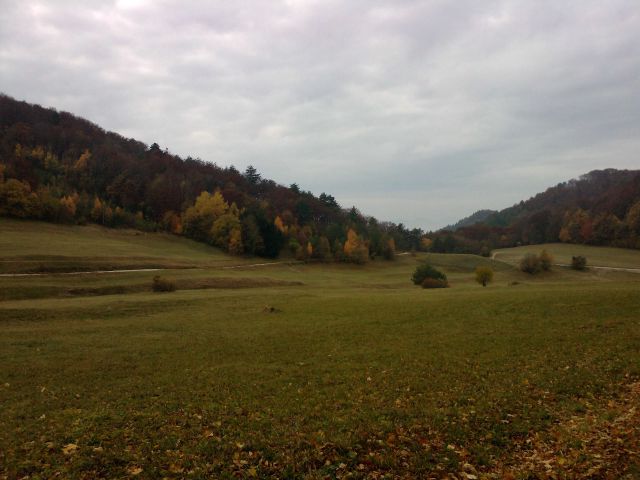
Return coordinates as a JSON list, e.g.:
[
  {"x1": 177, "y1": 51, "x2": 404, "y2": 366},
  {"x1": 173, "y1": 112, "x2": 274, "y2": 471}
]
[{"x1": 343, "y1": 228, "x2": 369, "y2": 264}]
